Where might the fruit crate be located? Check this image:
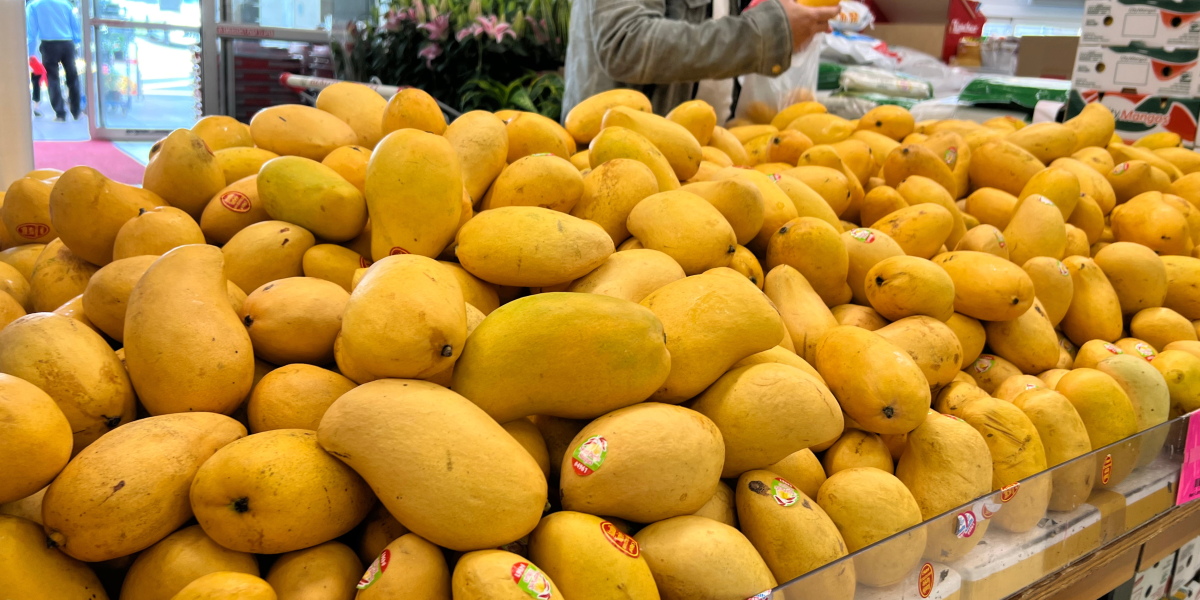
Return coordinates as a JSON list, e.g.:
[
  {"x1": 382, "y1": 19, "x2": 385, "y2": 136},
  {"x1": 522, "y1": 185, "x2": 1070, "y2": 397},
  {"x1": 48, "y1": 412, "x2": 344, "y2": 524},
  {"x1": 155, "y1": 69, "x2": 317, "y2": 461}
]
[{"x1": 762, "y1": 416, "x2": 1191, "y2": 600}]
